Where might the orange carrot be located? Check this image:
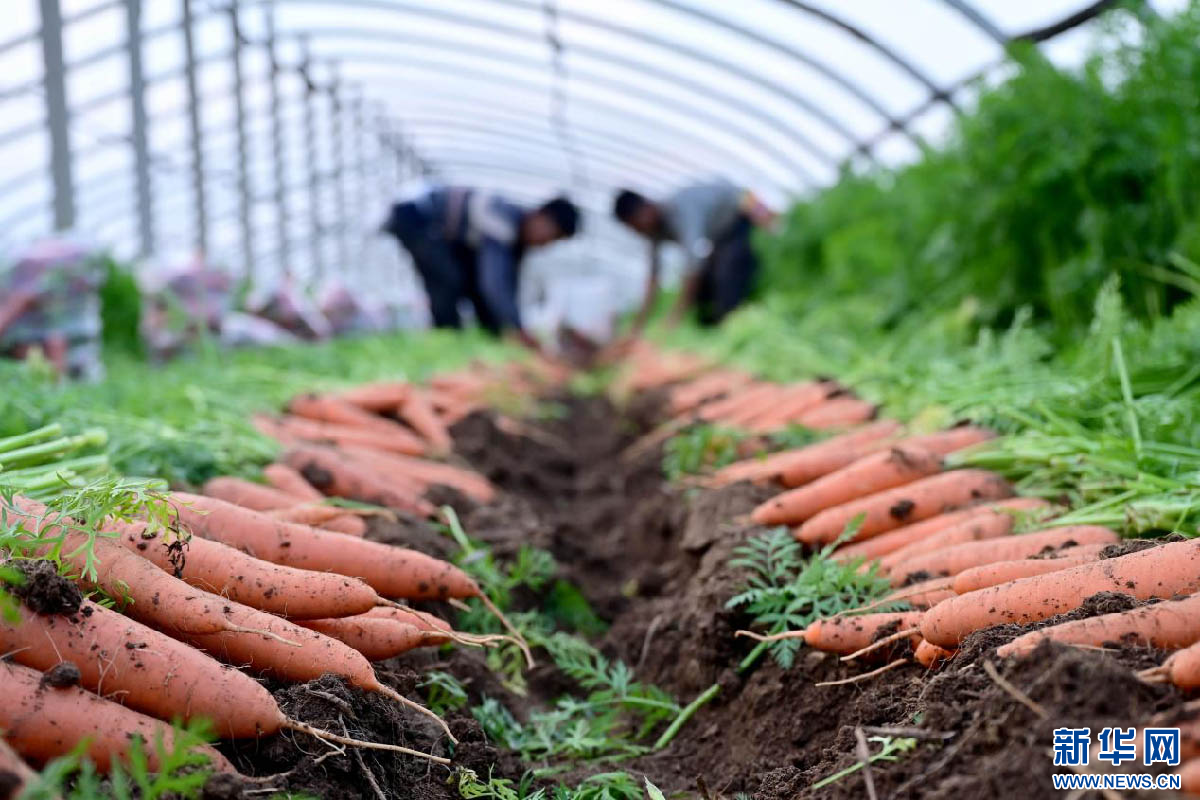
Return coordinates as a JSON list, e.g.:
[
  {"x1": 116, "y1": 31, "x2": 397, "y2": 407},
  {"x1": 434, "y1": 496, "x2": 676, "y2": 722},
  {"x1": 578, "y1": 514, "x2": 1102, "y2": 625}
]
[
  {"x1": 744, "y1": 381, "x2": 840, "y2": 433},
  {"x1": 320, "y1": 514, "x2": 368, "y2": 537},
  {"x1": 882, "y1": 577, "x2": 956, "y2": 609},
  {"x1": 795, "y1": 395, "x2": 877, "y2": 429},
  {"x1": 795, "y1": 469, "x2": 1013, "y2": 545},
  {"x1": 914, "y1": 640, "x2": 955, "y2": 669},
  {"x1": 168, "y1": 492, "x2": 476, "y2": 601},
  {"x1": 203, "y1": 476, "x2": 300, "y2": 511},
  {"x1": 833, "y1": 498, "x2": 1051, "y2": 564},
  {"x1": 1179, "y1": 758, "x2": 1200, "y2": 795},
  {"x1": 751, "y1": 446, "x2": 944, "y2": 526},
  {"x1": 695, "y1": 383, "x2": 777, "y2": 423},
  {"x1": 668, "y1": 370, "x2": 752, "y2": 415},
  {"x1": 108, "y1": 516, "x2": 379, "y2": 619},
  {"x1": 338, "y1": 381, "x2": 411, "y2": 413},
  {"x1": 920, "y1": 539, "x2": 1200, "y2": 648},
  {"x1": 712, "y1": 385, "x2": 790, "y2": 427},
  {"x1": 365, "y1": 605, "x2": 453, "y2": 640},
  {"x1": 263, "y1": 463, "x2": 325, "y2": 502},
  {"x1": 399, "y1": 389, "x2": 453, "y2": 455},
  {"x1": 283, "y1": 445, "x2": 435, "y2": 516},
  {"x1": 951, "y1": 544, "x2": 1110, "y2": 595},
  {"x1": 266, "y1": 503, "x2": 366, "y2": 538},
  {"x1": 0, "y1": 659, "x2": 235, "y2": 773},
  {"x1": 296, "y1": 615, "x2": 438, "y2": 661},
  {"x1": 777, "y1": 421, "x2": 906, "y2": 487},
  {"x1": 339, "y1": 446, "x2": 496, "y2": 503},
  {"x1": 256, "y1": 413, "x2": 428, "y2": 456},
  {"x1": 873, "y1": 498, "x2": 1054, "y2": 573},
  {"x1": 8, "y1": 497, "x2": 235, "y2": 635},
  {"x1": 1163, "y1": 642, "x2": 1200, "y2": 690},
  {"x1": 0, "y1": 738, "x2": 35, "y2": 798},
  {"x1": 896, "y1": 425, "x2": 996, "y2": 456},
  {"x1": 705, "y1": 421, "x2": 903, "y2": 488},
  {"x1": 886, "y1": 525, "x2": 1120, "y2": 586},
  {"x1": 289, "y1": 392, "x2": 411, "y2": 436},
  {"x1": 997, "y1": 591, "x2": 1200, "y2": 659},
  {"x1": 802, "y1": 611, "x2": 925, "y2": 654}
]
